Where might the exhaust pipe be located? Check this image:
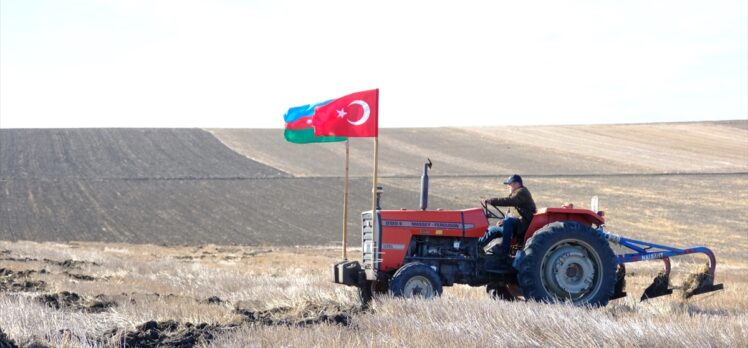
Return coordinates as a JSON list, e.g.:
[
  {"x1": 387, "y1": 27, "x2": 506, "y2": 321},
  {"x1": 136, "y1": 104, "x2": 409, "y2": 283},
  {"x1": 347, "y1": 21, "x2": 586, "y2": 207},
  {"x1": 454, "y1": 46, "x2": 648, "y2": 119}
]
[{"x1": 420, "y1": 158, "x2": 432, "y2": 210}]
